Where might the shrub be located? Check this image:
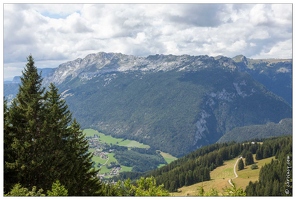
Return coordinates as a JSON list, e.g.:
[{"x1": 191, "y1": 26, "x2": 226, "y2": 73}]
[{"x1": 251, "y1": 164, "x2": 258, "y2": 170}]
